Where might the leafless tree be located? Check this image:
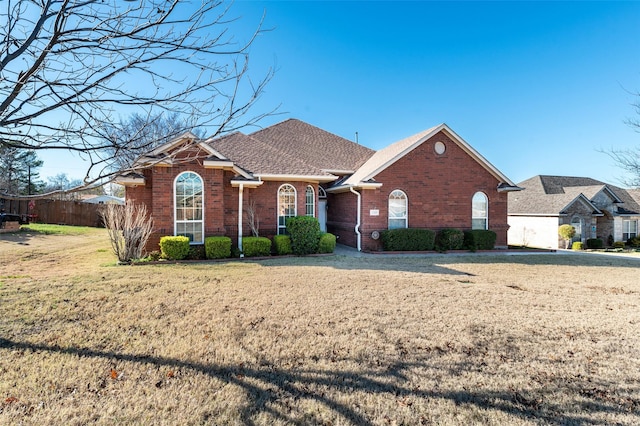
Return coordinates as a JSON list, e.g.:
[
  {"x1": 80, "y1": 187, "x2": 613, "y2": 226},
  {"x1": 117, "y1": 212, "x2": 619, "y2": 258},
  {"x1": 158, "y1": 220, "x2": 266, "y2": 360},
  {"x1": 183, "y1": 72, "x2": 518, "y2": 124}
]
[
  {"x1": 101, "y1": 202, "x2": 153, "y2": 263},
  {"x1": 602, "y1": 90, "x2": 640, "y2": 188},
  {"x1": 102, "y1": 112, "x2": 205, "y2": 172},
  {"x1": 602, "y1": 146, "x2": 640, "y2": 188},
  {"x1": 1, "y1": 0, "x2": 275, "y2": 197},
  {"x1": 245, "y1": 198, "x2": 260, "y2": 237}
]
